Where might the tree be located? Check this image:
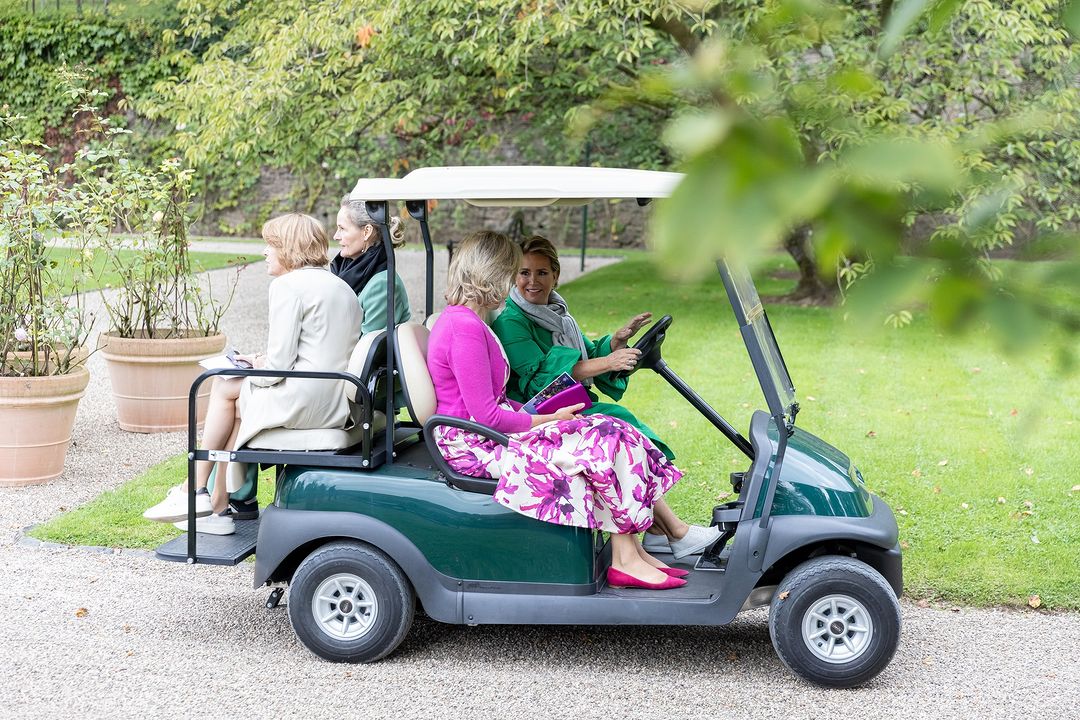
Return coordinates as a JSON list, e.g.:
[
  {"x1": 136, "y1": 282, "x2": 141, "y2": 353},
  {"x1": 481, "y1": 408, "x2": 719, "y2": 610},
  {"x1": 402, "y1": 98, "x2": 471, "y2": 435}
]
[
  {"x1": 148, "y1": 0, "x2": 1079, "y2": 353},
  {"x1": 142, "y1": 0, "x2": 696, "y2": 198},
  {"x1": 636, "y1": 0, "x2": 1079, "y2": 353}
]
